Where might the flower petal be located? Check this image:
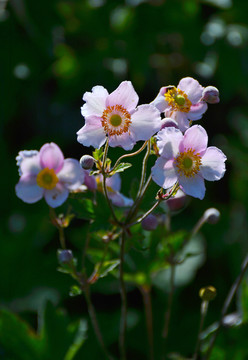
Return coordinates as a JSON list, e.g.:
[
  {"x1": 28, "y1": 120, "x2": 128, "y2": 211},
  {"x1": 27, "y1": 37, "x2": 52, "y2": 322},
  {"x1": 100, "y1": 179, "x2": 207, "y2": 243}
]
[
  {"x1": 81, "y1": 85, "x2": 108, "y2": 118},
  {"x1": 44, "y1": 183, "x2": 69, "y2": 208},
  {"x1": 109, "y1": 191, "x2": 134, "y2": 207},
  {"x1": 171, "y1": 111, "x2": 190, "y2": 132},
  {"x1": 179, "y1": 174, "x2": 206, "y2": 199},
  {"x1": 18, "y1": 152, "x2": 41, "y2": 176},
  {"x1": 15, "y1": 174, "x2": 44, "y2": 204},
  {"x1": 108, "y1": 132, "x2": 136, "y2": 151},
  {"x1": 129, "y1": 104, "x2": 161, "y2": 142},
  {"x1": 156, "y1": 127, "x2": 183, "y2": 159},
  {"x1": 58, "y1": 159, "x2": 85, "y2": 190},
  {"x1": 106, "y1": 81, "x2": 139, "y2": 112},
  {"x1": 151, "y1": 157, "x2": 177, "y2": 189},
  {"x1": 40, "y1": 143, "x2": 64, "y2": 173},
  {"x1": 178, "y1": 77, "x2": 204, "y2": 104},
  {"x1": 200, "y1": 146, "x2": 227, "y2": 181},
  {"x1": 83, "y1": 170, "x2": 97, "y2": 191},
  {"x1": 77, "y1": 116, "x2": 106, "y2": 149},
  {"x1": 150, "y1": 87, "x2": 168, "y2": 112},
  {"x1": 179, "y1": 125, "x2": 208, "y2": 153},
  {"x1": 188, "y1": 102, "x2": 208, "y2": 120},
  {"x1": 106, "y1": 173, "x2": 121, "y2": 192}
]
